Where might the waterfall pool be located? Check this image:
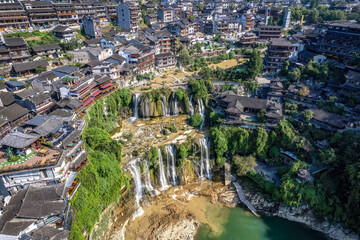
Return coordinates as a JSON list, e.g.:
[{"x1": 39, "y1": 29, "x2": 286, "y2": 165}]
[{"x1": 195, "y1": 199, "x2": 328, "y2": 240}]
